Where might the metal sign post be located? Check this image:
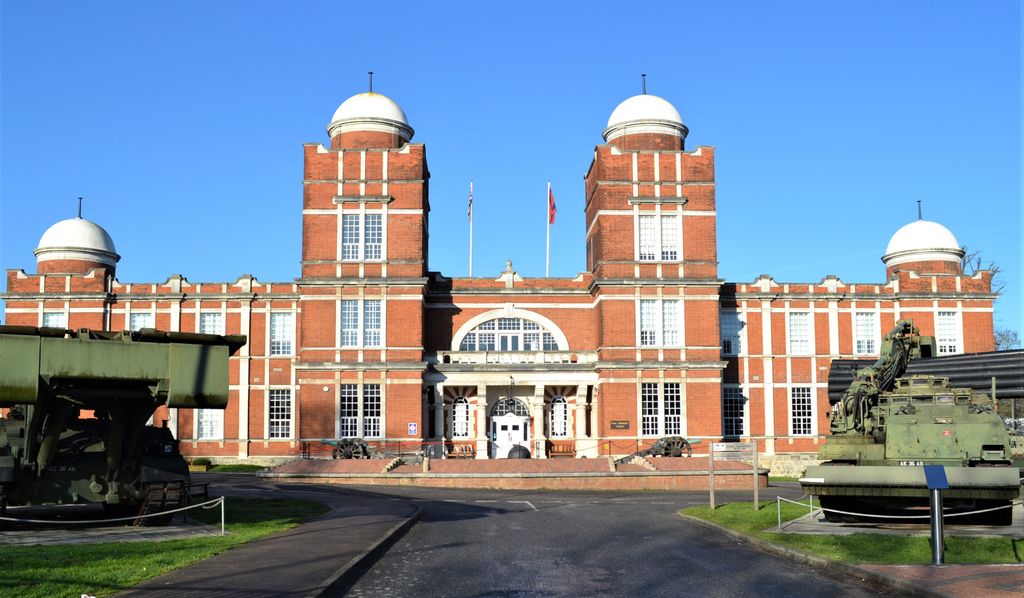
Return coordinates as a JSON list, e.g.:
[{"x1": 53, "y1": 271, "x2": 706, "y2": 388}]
[
  {"x1": 923, "y1": 464, "x2": 949, "y2": 565},
  {"x1": 710, "y1": 442, "x2": 758, "y2": 510},
  {"x1": 708, "y1": 443, "x2": 716, "y2": 510}
]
